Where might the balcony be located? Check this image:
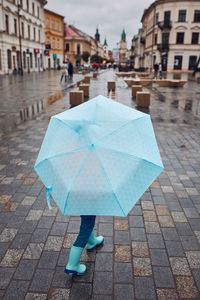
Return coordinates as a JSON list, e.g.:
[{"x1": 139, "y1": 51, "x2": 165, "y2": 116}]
[
  {"x1": 157, "y1": 43, "x2": 169, "y2": 52},
  {"x1": 157, "y1": 21, "x2": 172, "y2": 30},
  {"x1": 140, "y1": 37, "x2": 145, "y2": 44}
]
